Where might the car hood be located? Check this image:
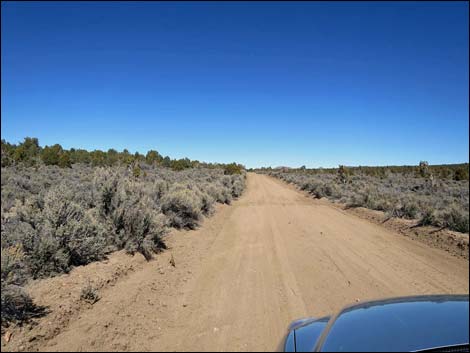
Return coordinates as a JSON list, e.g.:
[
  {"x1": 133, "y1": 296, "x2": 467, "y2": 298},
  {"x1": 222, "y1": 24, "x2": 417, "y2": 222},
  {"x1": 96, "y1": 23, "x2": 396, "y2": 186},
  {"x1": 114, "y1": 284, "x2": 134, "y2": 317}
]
[{"x1": 289, "y1": 295, "x2": 469, "y2": 352}]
